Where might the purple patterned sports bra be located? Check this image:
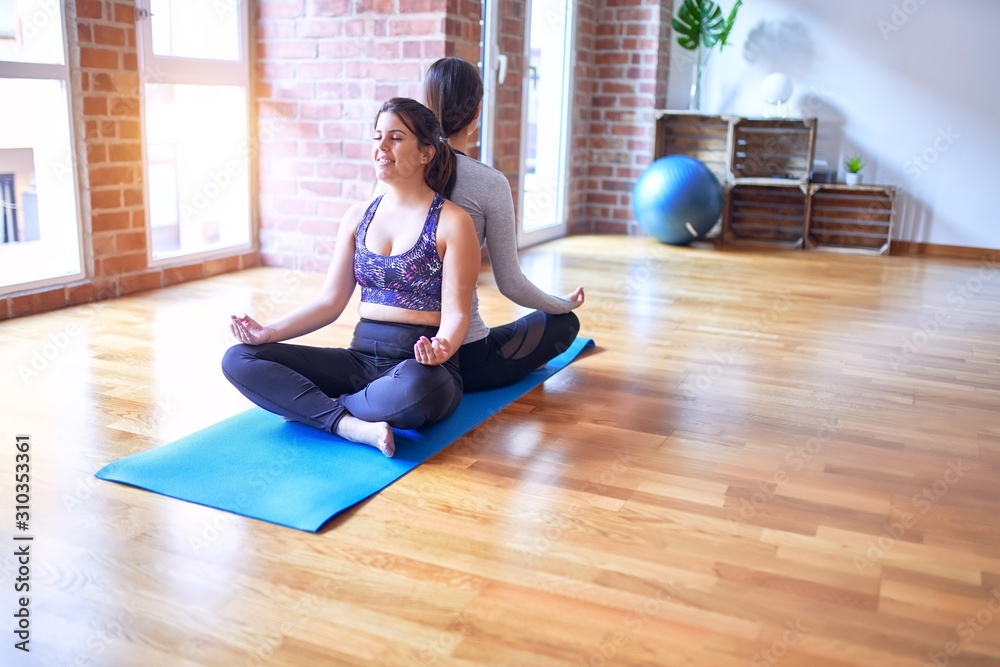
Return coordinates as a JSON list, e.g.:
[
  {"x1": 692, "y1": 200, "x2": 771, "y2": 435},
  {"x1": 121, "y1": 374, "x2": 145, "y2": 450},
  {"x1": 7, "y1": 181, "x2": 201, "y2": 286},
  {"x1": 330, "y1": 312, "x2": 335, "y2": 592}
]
[{"x1": 354, "y1": 193, "x2": 445, "y2": 312}]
